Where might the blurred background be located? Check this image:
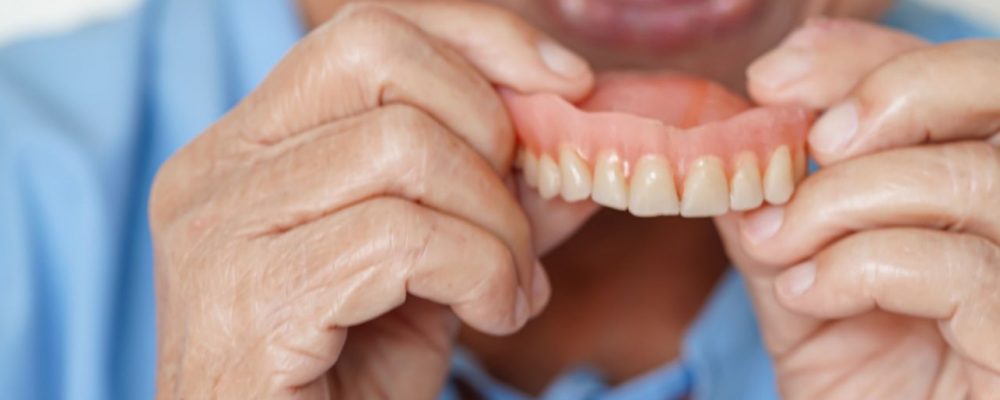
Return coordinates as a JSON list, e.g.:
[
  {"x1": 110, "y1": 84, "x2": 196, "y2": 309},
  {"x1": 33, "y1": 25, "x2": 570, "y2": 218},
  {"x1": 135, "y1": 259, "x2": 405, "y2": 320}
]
[{"x1": 0, "y1": 0, "x2": 998, "y2": 46}]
